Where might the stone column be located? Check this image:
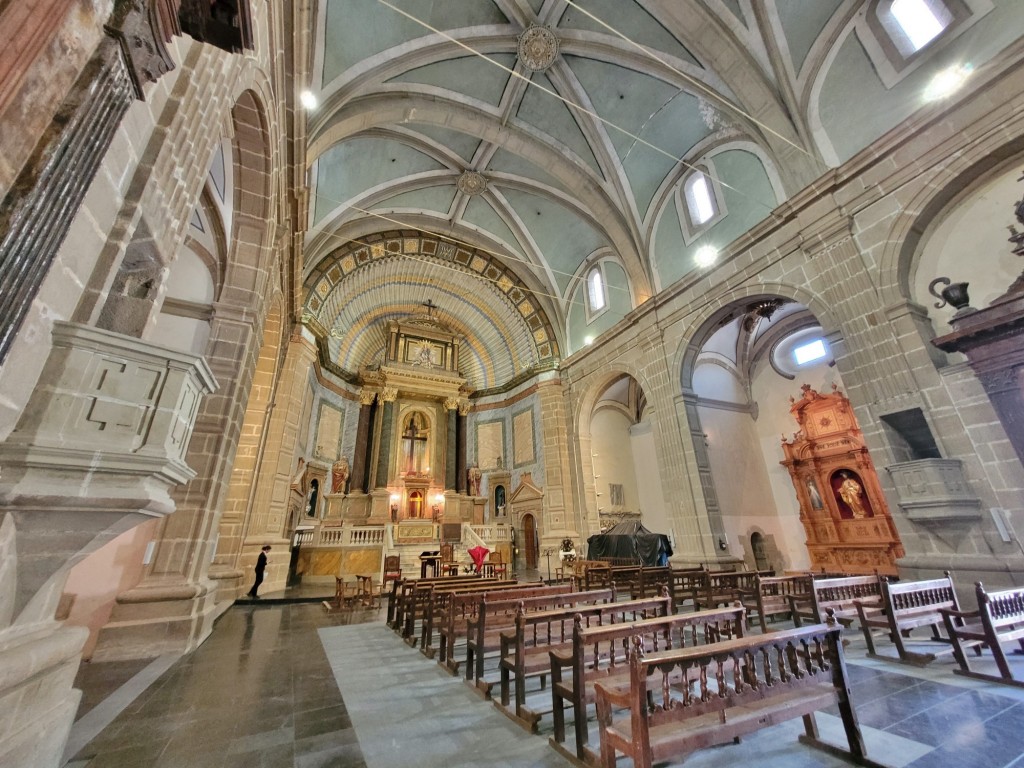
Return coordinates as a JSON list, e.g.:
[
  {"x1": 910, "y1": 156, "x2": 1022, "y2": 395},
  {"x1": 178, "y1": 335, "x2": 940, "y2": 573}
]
[
  {"x1": 444, "y1": 396, "x2": 458, "y2": 491},
  {"x1": 374, "y1": 386, "x2": 397, "y2": 489},
  {"x1": 536, "y1": 373, "x2": 578, "y2": 548},
  {"x1": 350, "y1": 389, "x2": 376, "y2": 493},
  {"x1": 456, "y1": 400, "x2": 470, "y2": 494}
]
